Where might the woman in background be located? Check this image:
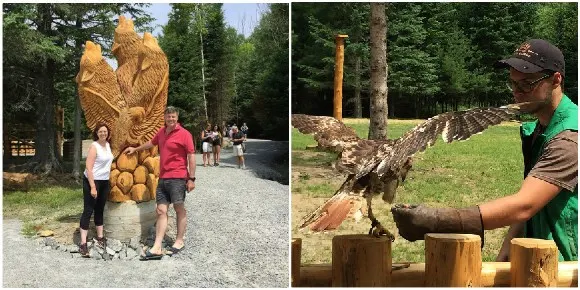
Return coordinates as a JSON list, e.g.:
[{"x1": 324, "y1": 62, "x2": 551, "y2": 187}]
[
  {"x1": 211, "y1": 124, "x2": 222, "y2": 166},
  {"x1": 201, "y1": 124, "x2": 213, "y2": 167}
]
